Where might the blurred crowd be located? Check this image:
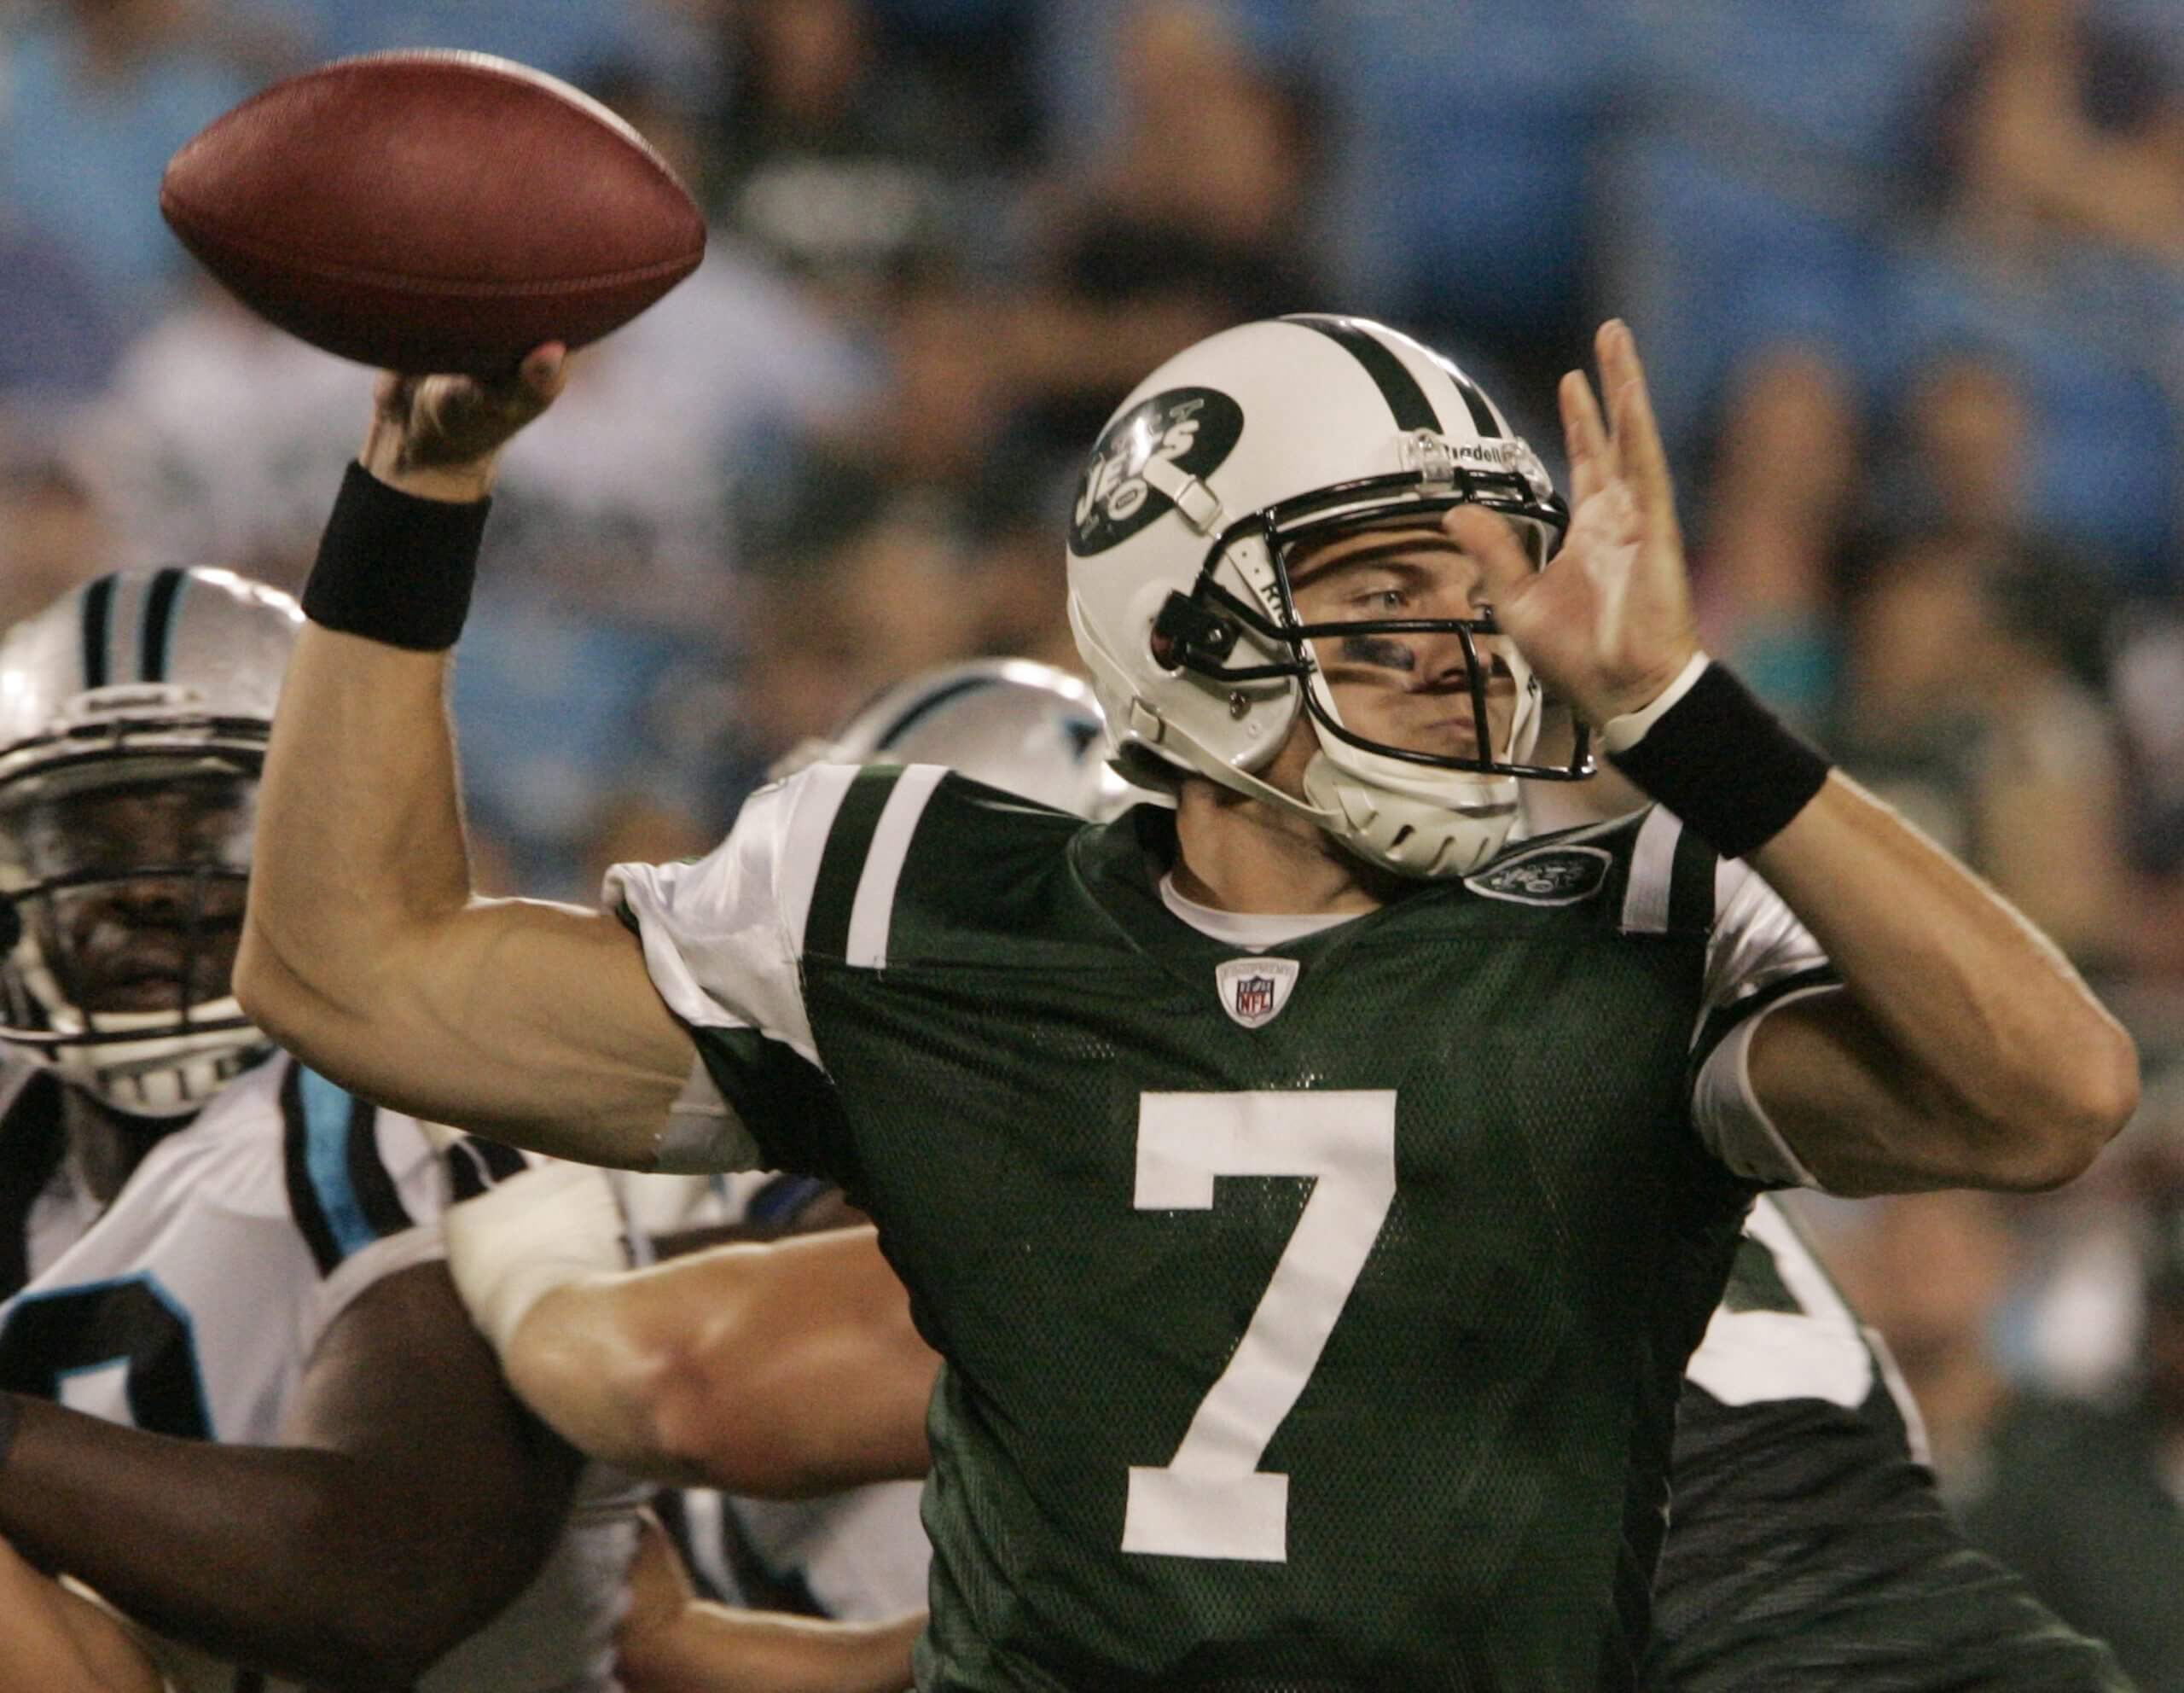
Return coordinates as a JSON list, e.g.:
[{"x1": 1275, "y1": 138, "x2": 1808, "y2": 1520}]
[{"x1": 2, "y1": 0, "x2": 2183, "y2": 1681}]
